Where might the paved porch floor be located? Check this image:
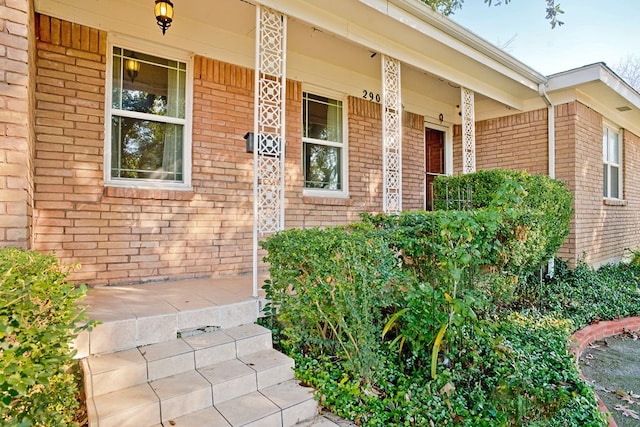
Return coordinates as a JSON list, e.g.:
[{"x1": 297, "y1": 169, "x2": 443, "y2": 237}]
[{"x1": 81, "y1": 273, "x2": 269, "y2": 324}]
